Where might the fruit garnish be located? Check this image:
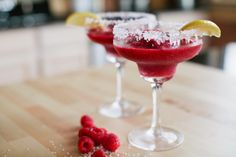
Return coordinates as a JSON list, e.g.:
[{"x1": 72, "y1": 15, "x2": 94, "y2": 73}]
[
  {"x1": 91, "y1": 149, "x2": 107, "y2": 157},
  {"x1": 66, "y1": 12, "x2": 101, "y2": 28},
  {"x1": 102, "y1": 133, "x2": 120, "y2": 152},
  {"x1": 79, "y1": 127, "x2": 107, "y2": 145},
  {"x1": 180, "y1": 20, "x2": 221, "y2": 38},
  {"x1": 80, "y1": 114, "x2": 94, "y2": 128},
  {"x1": 78, "y1": 136, "x2": 94, "y2": 154},
  {"x1": 77, "y1": 115, "x2": 120, "y2": 155}
]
